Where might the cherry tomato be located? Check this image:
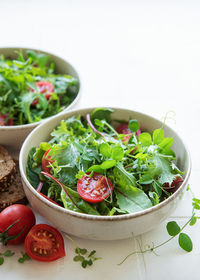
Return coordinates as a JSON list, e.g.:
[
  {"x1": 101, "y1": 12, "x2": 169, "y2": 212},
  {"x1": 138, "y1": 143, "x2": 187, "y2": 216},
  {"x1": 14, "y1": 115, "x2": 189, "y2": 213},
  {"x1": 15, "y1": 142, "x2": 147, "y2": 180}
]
[
  {"x1": 24, "y1": 224, "x2": 65, "y2": 262},
  {"x1": 0, "y1": 113, "x2": 14, "y2": 126},
  {"x1": 77, "y1": 172, "x2": 114, "y2": 203},
  {"x1": 116, "y1": 123, "x2": 141, "y2": 143},
  {"x1": 31, "y1": 81, "x2": 54, "y2": 106},
  {"x1": 0, "y1": 205, "x2": 36, "y2": 245},
  {"x1": 42, "y1": 149, "x2": 54, "y2": 173}
]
